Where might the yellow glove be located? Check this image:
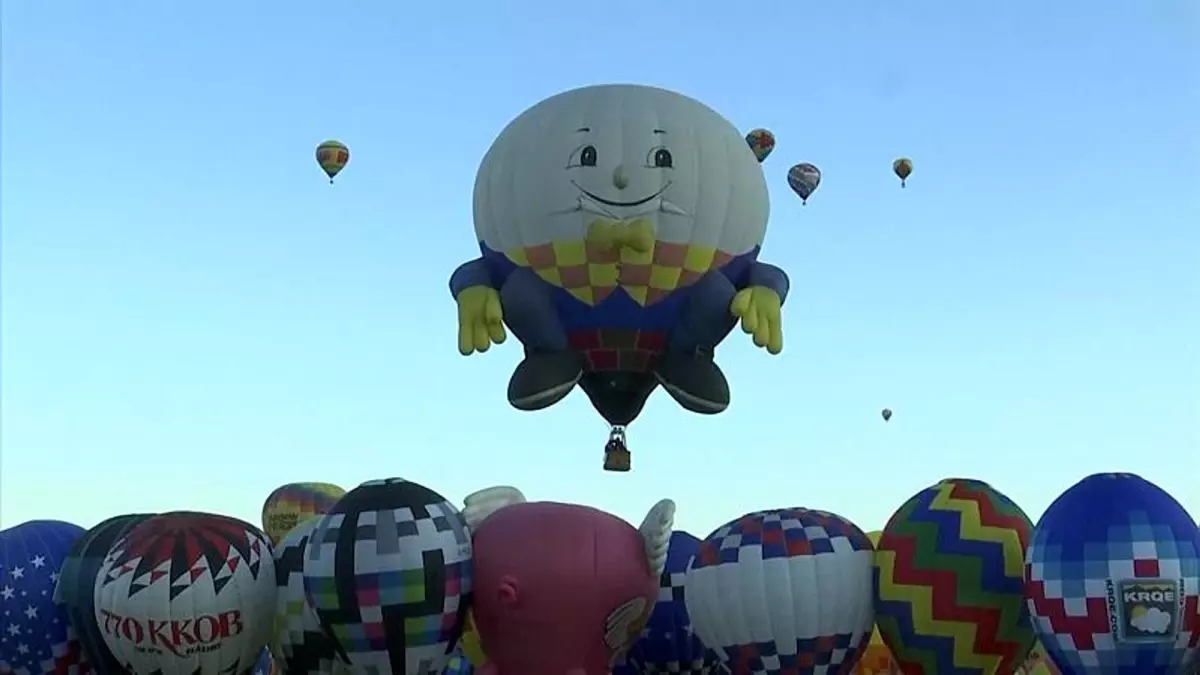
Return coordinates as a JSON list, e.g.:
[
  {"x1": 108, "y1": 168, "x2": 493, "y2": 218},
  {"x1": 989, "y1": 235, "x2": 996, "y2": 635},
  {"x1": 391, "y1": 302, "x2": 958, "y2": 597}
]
[
  {"x1": 457, "y1": 285, "x2": 506, "y2": 355},
  {"x1": 730, "y1": 286, "x2": 783, "y2": 354}
]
